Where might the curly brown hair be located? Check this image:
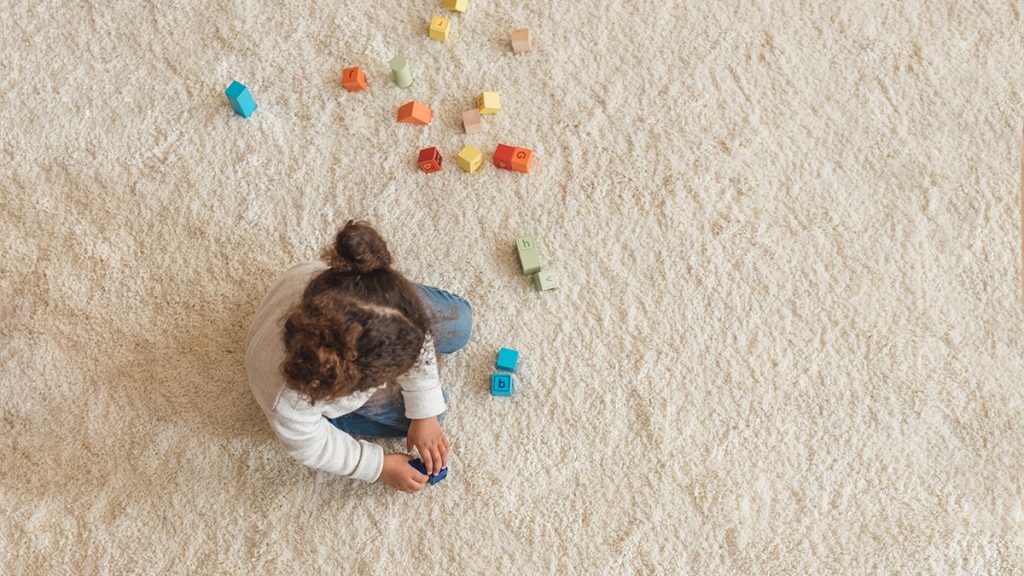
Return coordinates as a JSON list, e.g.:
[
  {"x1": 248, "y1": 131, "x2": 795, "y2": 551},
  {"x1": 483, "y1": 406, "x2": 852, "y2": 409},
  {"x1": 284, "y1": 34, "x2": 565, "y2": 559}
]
[{"x1": 280, "y1": 221, "x2": 432, "y2": 404}]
